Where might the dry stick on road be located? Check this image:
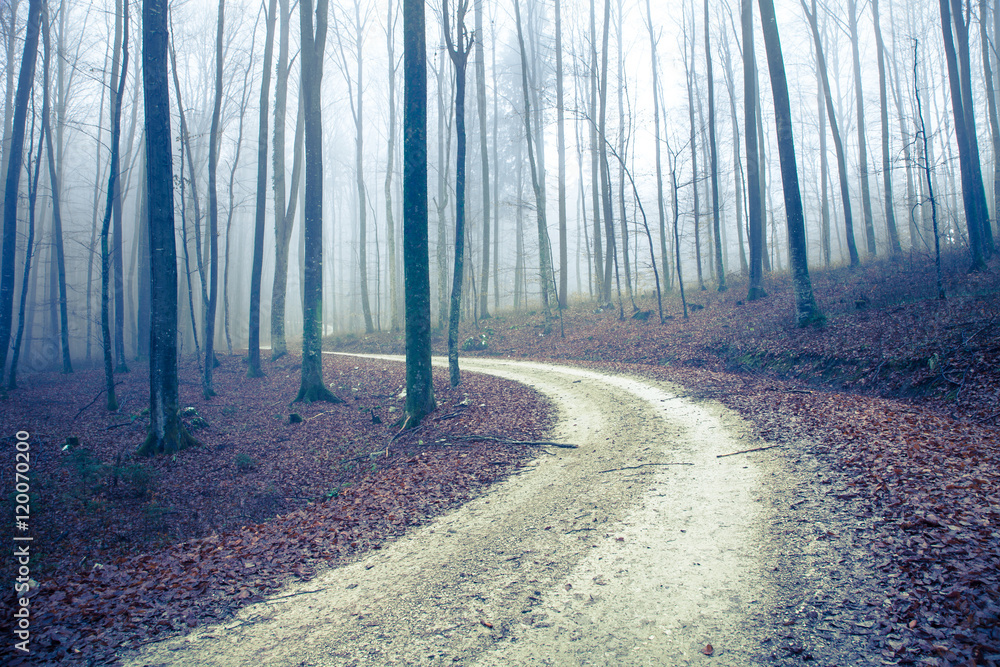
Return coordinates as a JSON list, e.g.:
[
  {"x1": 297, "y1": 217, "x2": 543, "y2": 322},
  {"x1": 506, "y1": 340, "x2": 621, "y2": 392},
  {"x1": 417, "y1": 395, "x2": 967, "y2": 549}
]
[{"x1": 716, "y1": 444, "x2": 782, "y2": 458}]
